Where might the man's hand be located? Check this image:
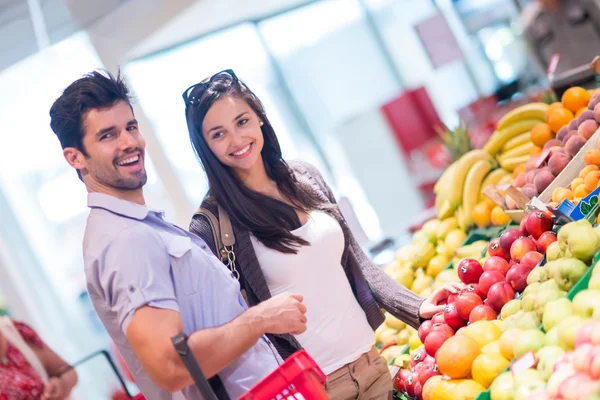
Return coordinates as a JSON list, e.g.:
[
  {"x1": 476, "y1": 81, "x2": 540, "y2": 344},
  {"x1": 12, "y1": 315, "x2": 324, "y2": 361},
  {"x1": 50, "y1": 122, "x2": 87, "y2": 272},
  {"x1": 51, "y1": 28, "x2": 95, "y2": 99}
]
[
  {"x1": 41, "y1": 377, "x2": 65, "y2": 400},
  {"x1": 249, "y1": 293, "x2": 307, "y2": 335},
  {"x1": 419, "y1": 283, "x2": 462, "y2": 319}
]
